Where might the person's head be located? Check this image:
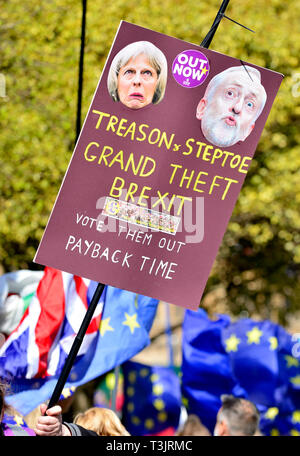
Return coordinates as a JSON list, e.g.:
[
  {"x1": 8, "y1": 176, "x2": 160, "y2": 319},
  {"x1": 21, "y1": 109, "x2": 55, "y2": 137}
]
[
  {"x1": 214, "y1": 395, "x2": 259, "y2": 436},
  {"x1": 107, "y1": 41, "x2": 168, "y2": 110},
  {"x1": 176, "y1": 414, "x2": 211, "y2": 436},
  {"x1": 74, "y1": 407, "x2": 130, "y2": 436},
  {"x1": 196, "y1": 65, "x2": 267, "y2": 147}
]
